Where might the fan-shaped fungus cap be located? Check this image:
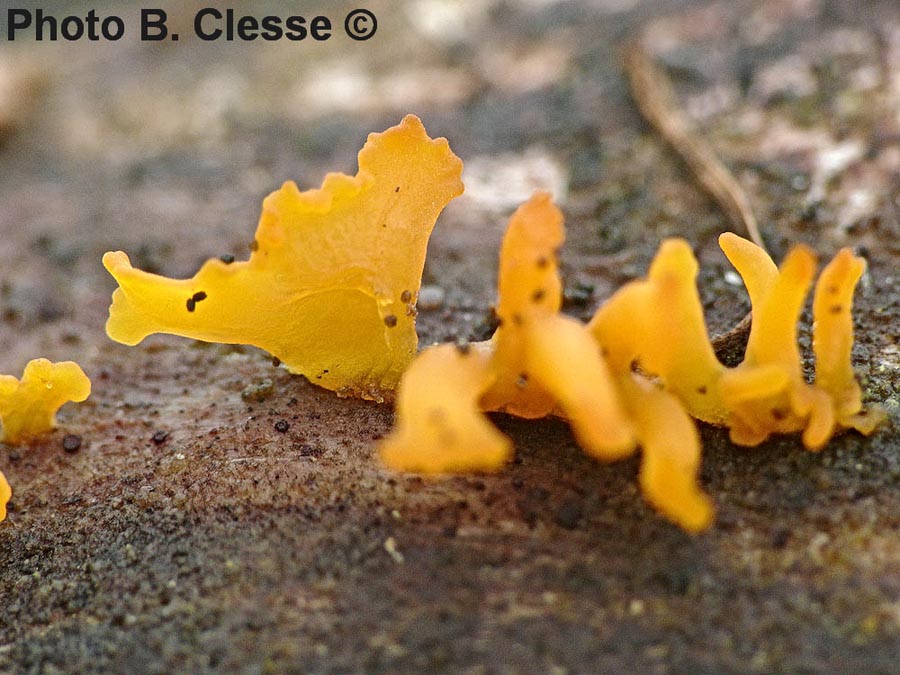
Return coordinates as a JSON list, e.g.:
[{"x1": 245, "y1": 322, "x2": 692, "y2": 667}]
[
  {"x1": 103, "y1": 115, "x2": 464, "y2": 401},
  {"x1": 0, "y1": 359, "x2": 91, "y2": 445}
]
